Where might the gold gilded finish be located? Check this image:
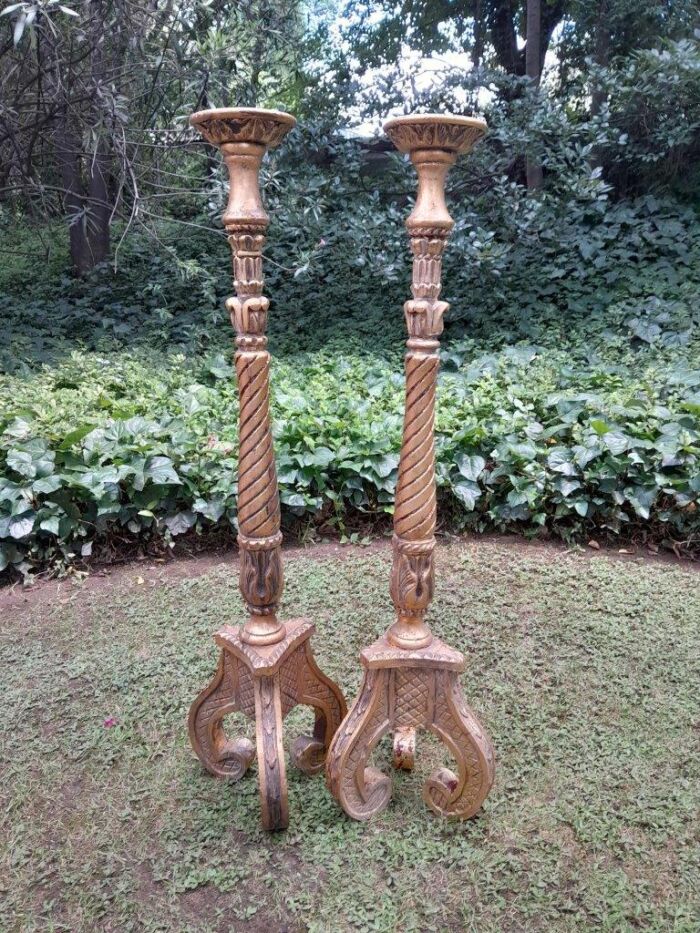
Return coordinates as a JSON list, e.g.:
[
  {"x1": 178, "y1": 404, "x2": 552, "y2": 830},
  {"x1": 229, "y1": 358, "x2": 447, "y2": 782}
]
[
  {"x1": 187, "y1": 109, "x2": 346, "y2": 831},
  {"x1": 326, "y1": 114, "x2": 495, "y2": 821}
]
